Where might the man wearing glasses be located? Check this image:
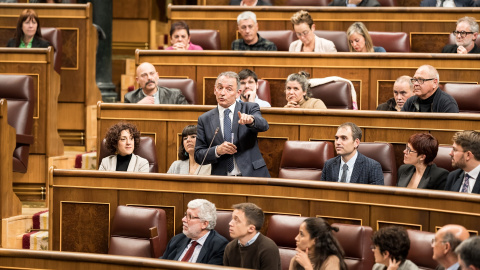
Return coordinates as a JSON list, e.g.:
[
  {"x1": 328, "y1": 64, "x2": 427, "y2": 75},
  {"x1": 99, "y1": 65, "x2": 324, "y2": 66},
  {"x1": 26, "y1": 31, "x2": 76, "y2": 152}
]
[
  {"x1": 401, "y1": 65, "x2": 459, "y2": 113},
  {"x1": 445, "y1": 130, "x2": 480, "y2": 194},
  {"x1": 442, "y1": 17, "x2": 479, "y2": 54},
  {"x1": 161, "y1": 199, "x2": 228, "y2": 265},
  {"x1": 432, "y1": 224, "x2": 470, "y2": 270}
]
